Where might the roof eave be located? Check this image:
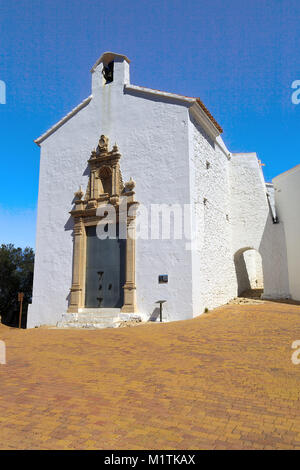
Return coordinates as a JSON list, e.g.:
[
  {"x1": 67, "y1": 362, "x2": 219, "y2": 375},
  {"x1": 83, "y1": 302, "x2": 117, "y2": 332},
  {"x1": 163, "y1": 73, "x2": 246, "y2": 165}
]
[
  {"x1": 124, "y1": 84, "x2": 195, "y2": 104},
  {"x1": 124, "y1": 84, "x2": 222, "y2": 140},
  {"x1": 196, "y1": 98, "x2": 223, "y2": 134},
  {"x1": 190, "y1": 101, "x2": 222, "y2": 140}
]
